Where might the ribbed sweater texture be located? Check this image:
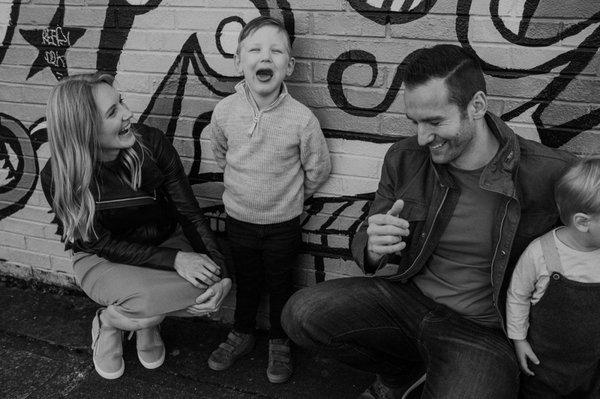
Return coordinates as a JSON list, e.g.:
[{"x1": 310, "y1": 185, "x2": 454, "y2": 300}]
[{"x1": 209, "y1": 82, "x2": 331, "y2": 224}]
